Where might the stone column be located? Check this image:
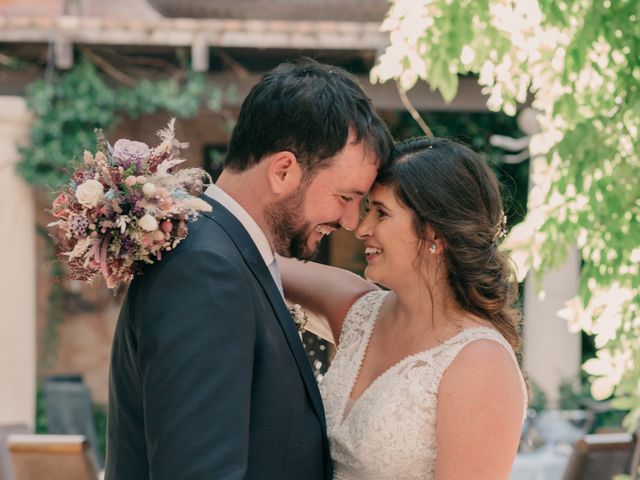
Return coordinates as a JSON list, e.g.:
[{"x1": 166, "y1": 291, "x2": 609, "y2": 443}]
[
  {"x1": 0, "y1": 96, "x2": 36, "y2": 428},
  {"x1": 523, "y1": 248, "x2": 581, "y2": 407}
]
